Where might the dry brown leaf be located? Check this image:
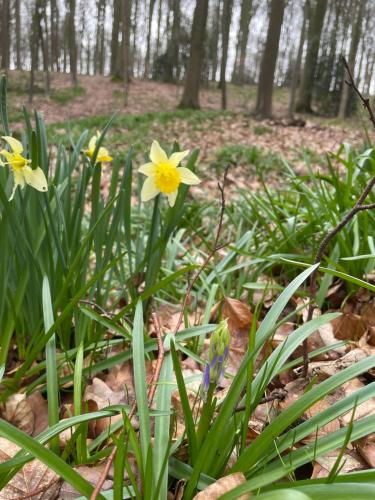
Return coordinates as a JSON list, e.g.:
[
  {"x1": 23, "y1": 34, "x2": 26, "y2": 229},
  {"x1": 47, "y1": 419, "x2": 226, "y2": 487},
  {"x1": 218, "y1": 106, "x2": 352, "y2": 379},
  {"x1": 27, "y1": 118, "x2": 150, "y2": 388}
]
[
  {"x1": 311, "y1": 449, "x2": 366, "y2": 479},
  {"x1": 192, "y1": 472, "x2": 249, "y2": 499},
  {"x1": 59, "y1": 465, "x2": 113, "y2": 499},
  {"x1": 332, "y1": 313, "x2": 367, "y2": 341},
  {"x1": 0, "y1": 437, "x2": 60, "y2": 499},
  {"x1": 356, "y1": 433, "x2": 375, "y2": 468},
  {"x1": 1, "y1": 393, "x2": 34, "y2": 435}
]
